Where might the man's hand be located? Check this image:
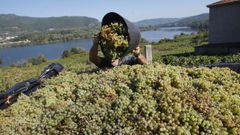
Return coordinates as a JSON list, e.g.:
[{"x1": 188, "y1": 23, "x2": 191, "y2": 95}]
[{"x1": 132, "y1": 46, "x2": 149, "y2": 64}]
